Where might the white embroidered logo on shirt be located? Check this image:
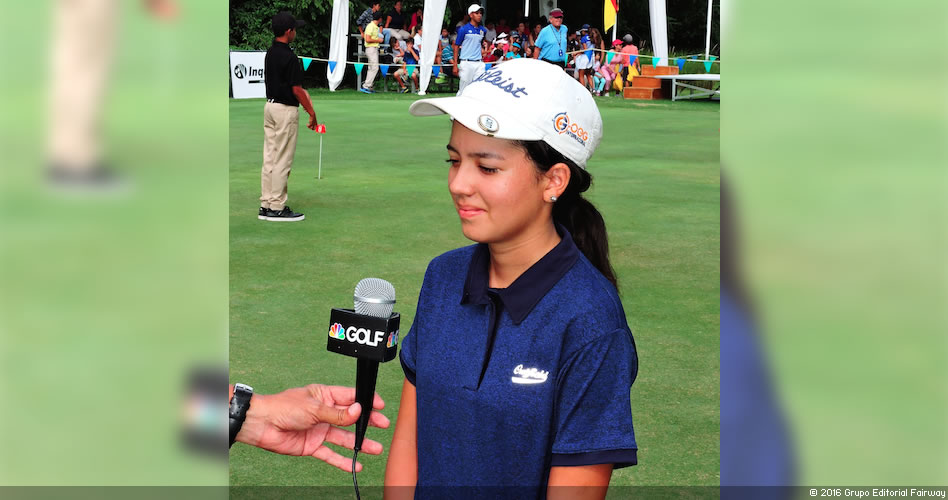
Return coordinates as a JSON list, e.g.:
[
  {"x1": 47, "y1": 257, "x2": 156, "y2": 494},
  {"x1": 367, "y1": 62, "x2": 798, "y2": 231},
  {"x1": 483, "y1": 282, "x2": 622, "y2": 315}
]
[{"x1": 511, "y1": 364, "x2": 549, "y2": 385}]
